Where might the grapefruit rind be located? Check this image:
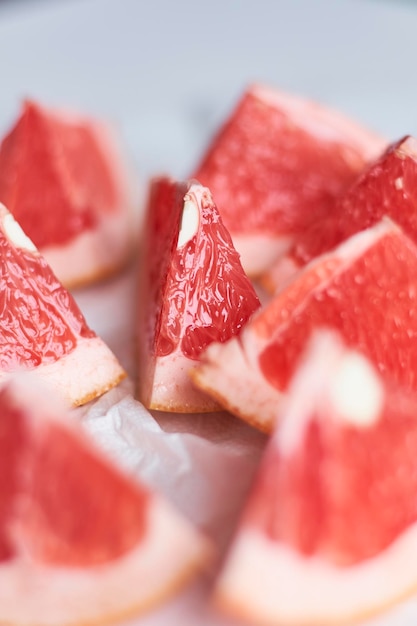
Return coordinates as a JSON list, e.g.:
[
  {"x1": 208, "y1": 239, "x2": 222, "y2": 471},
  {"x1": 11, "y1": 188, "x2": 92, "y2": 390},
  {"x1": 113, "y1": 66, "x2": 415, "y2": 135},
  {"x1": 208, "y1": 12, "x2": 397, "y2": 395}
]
[
  {"x1": 189, "y1": 337, "x2": 282, "y2": 432},
  {"x1": 17, "y1": 336, "x2": 127, "y2": 407},
  {"x1": 191, "y1": 218, "x2": 404, "y2": 432},
  {"x1": 0, "y1": 102, "x2": 137, "y2": 290},
  {"x1": 0, "y1": 375, "x2": 212, "y2": 625},
  {"x1": 0, "y1": 495, "x2": 210, "y2": 626},
  {"x1": 193, "y1": 85, "x2": 386, "y2": 277},
  {"x1": 214, "y1": 525, "x2": 417, "y2": 626},
  {"x1": 0, "y1": 203, "x2": 126, "y2": 406},
  {"x1": 137, "y1": 177, "x2": 260, "y2": 413},
  {"x1": 147, "y1": 350, "x2": 221, "y2": 413}
]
